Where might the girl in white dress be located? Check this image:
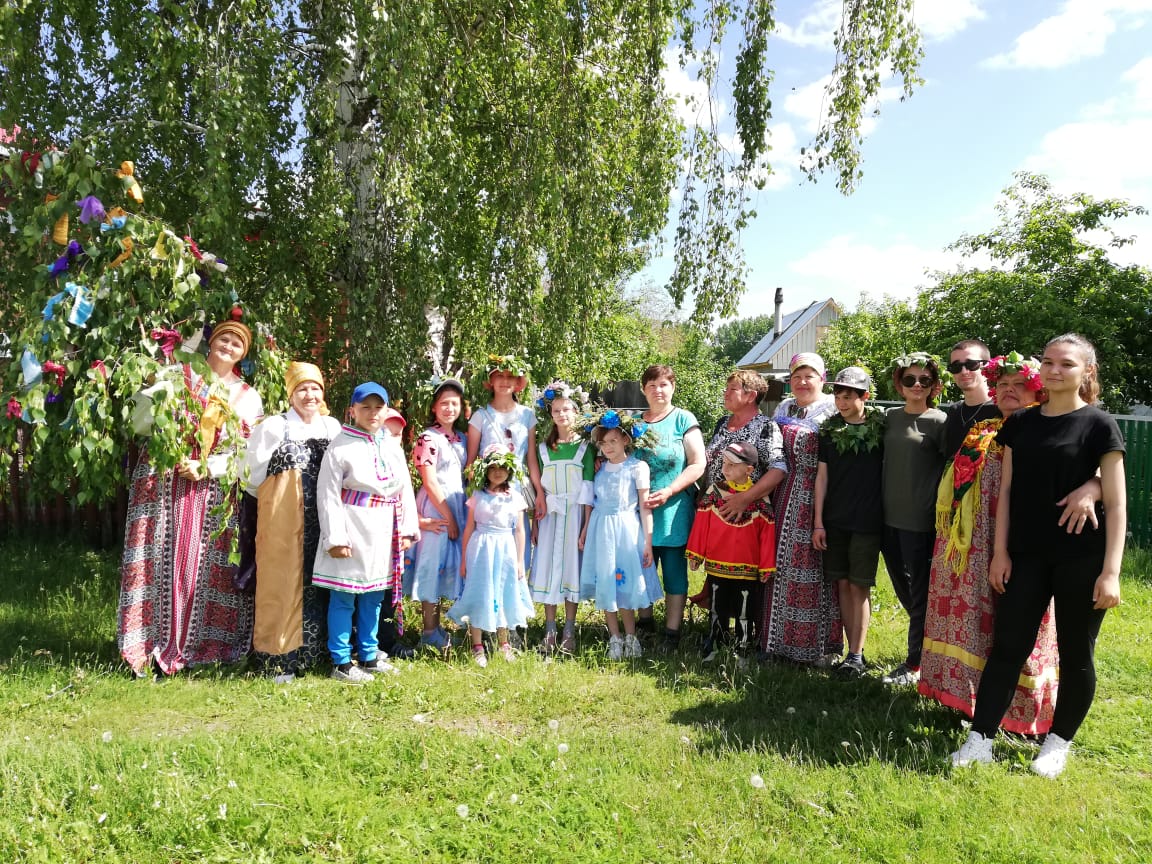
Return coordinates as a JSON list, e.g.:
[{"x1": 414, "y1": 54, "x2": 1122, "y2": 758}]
[{"x1": 529, "y1": 382, "x2": 594, "y2": 653}]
